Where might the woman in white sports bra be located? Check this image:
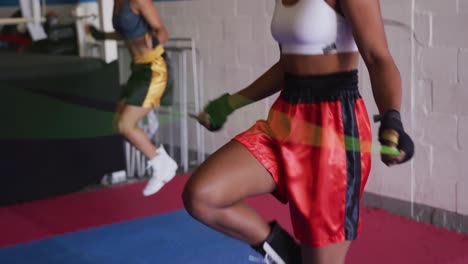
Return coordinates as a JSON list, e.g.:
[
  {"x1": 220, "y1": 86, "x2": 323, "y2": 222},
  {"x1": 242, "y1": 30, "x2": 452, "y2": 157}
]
[{"x1": 184, "y1": 0, "x2": 415, "y2": 263}]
